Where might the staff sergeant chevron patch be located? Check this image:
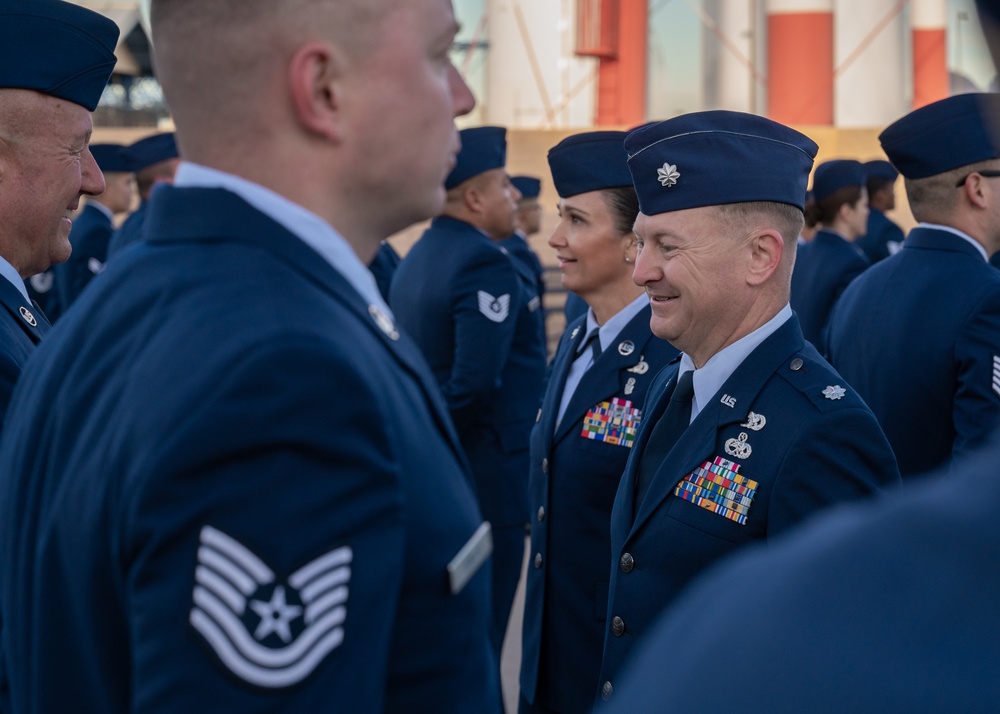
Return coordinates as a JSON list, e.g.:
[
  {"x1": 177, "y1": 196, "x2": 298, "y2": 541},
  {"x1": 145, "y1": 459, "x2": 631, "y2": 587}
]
[
  {"x1": 189, "y1": 526, "x2": 353, "y2": 688},
  {"x1": 477, "y1": 291, "x2": 510, "y2": 323}
]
